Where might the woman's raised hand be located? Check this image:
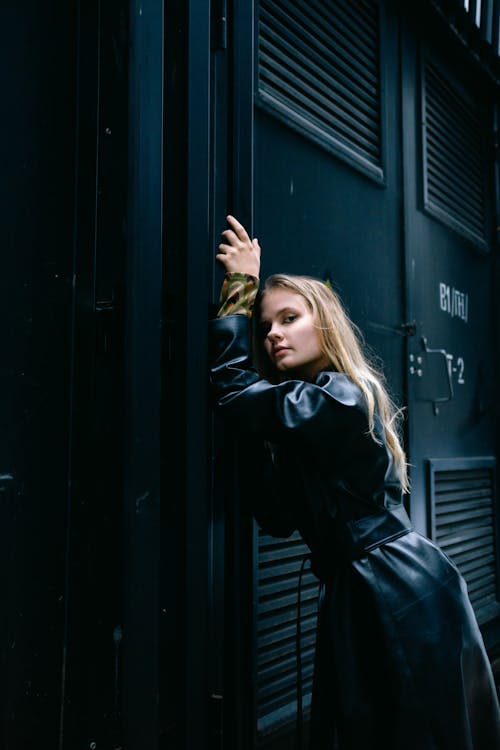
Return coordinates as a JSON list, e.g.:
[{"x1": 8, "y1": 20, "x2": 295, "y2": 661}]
[{"x1": 216, "y1": 215, "x2": 261, "y2": 277}]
